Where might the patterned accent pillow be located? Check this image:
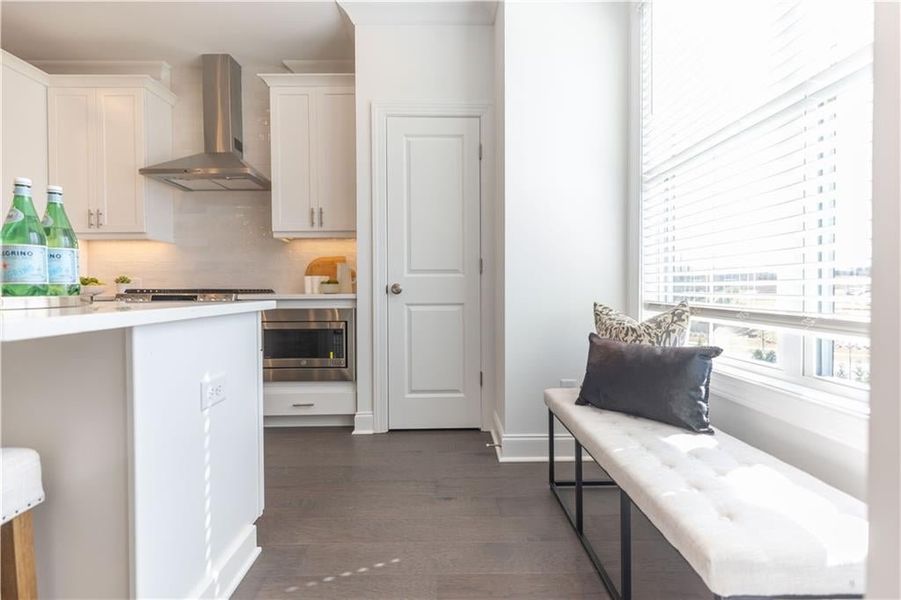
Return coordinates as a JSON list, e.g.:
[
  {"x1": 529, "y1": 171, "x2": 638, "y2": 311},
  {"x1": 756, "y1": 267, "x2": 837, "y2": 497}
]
[{"x1": 593, "y1": 301, "x2": 691, "y2": 347}]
